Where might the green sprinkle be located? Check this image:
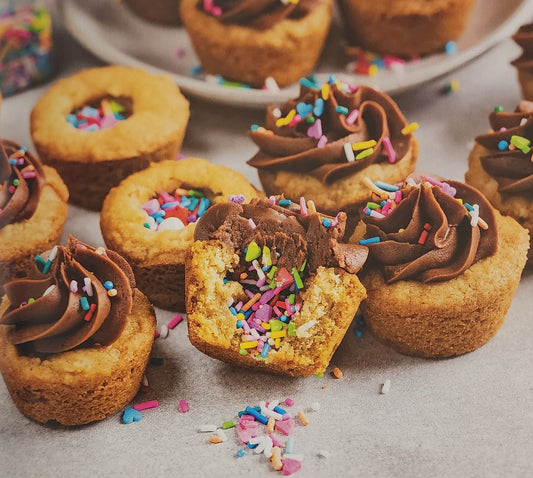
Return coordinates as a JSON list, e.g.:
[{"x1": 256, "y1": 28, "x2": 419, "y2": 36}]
[
  {"x1": 288, "y1": 322, "x2": 296, "y2": 336},
  {"x1": 493, "y1": 106, "x2": 504, "y2": 113},
  {"x1": 306, "y1": 116, "x2": 315, "y2": 124},
  {"x1": 27, "y1": 298, "x2": 35, "y2": 304},
  {"x1": 262, "y1": 246, "x2": 271, "y2": 266},
  {"x1": 288, "y1": 294, "x2": 295, "y2": 305},
  {"x1": 366, "y1": 202, "x2": 381, "y2": 210},
  {"x1": 355, "y1": 147, "x2": 374, "y2": 160},
  {"x1": 245, "y1": 241, "x2": 261, "y2": 262},
  {"x1": 12, "y1": 179, "x2": 20, "y2": 186},
  {"x1": 292, "y1": 268, "x2": 304, "y2": 290},
  {"x1": 270, "y1": 320, "x2": 284, "y2": 332},
  {"x1": 222, "y1": 420, "x2": 235, "y2": 429},
  {"x1": 299, "y1": 259, "x2": 307, "y2": 273},
  {"x1": 239, "y1": 349, "x2": 248, "y2": 356},
  {"x1": 315, "y1": 372, "x2": 324, "y2": 378},
  {"x1": 188, "y1": 189, "x2": 204, "y2": 198},
  {"x1": 267, "y1": 265, "x2": 278, "y2": 280}
]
